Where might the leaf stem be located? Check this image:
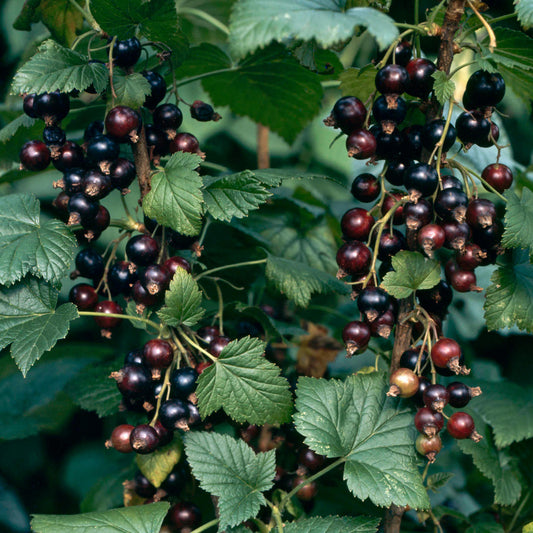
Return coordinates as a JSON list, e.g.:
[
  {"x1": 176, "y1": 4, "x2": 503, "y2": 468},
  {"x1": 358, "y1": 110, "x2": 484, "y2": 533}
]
[
  {"x1": 68, "y1": 0, "x2": 101, "y2": 30},
  {"x1": 178, "y1": 327, "x2": 218, "y2": 362},
  {"x1": 507, "y1": 489, "x2": 531, "y2": 532},
  {"x1": 189, "y1": 518, "x2": 219, "y2": 533},
  {"x1": 321, "y1": 80, "x2": 341, "y2": 89},
  {"x1": 266, "y1": 502, "x2": 284, "y2": 533},
  {"x1": 176, "y1": 68, "x2": 239, "y2": 88},
  {"x1": 78, "y1": 311, "x2": 162, "y2": 333},
  {"x1": 194, "y1": 259, "x2": 267, "y2": 282},
  {"x1": 434, "y1": 97, "x2": 455, "y2": 181},
  {"x1": 466, "y1": 0, "x2": 497, "y2": 51},
  {"x1": 179, "y1": 7, "x2": 230, "y2": 35}
]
